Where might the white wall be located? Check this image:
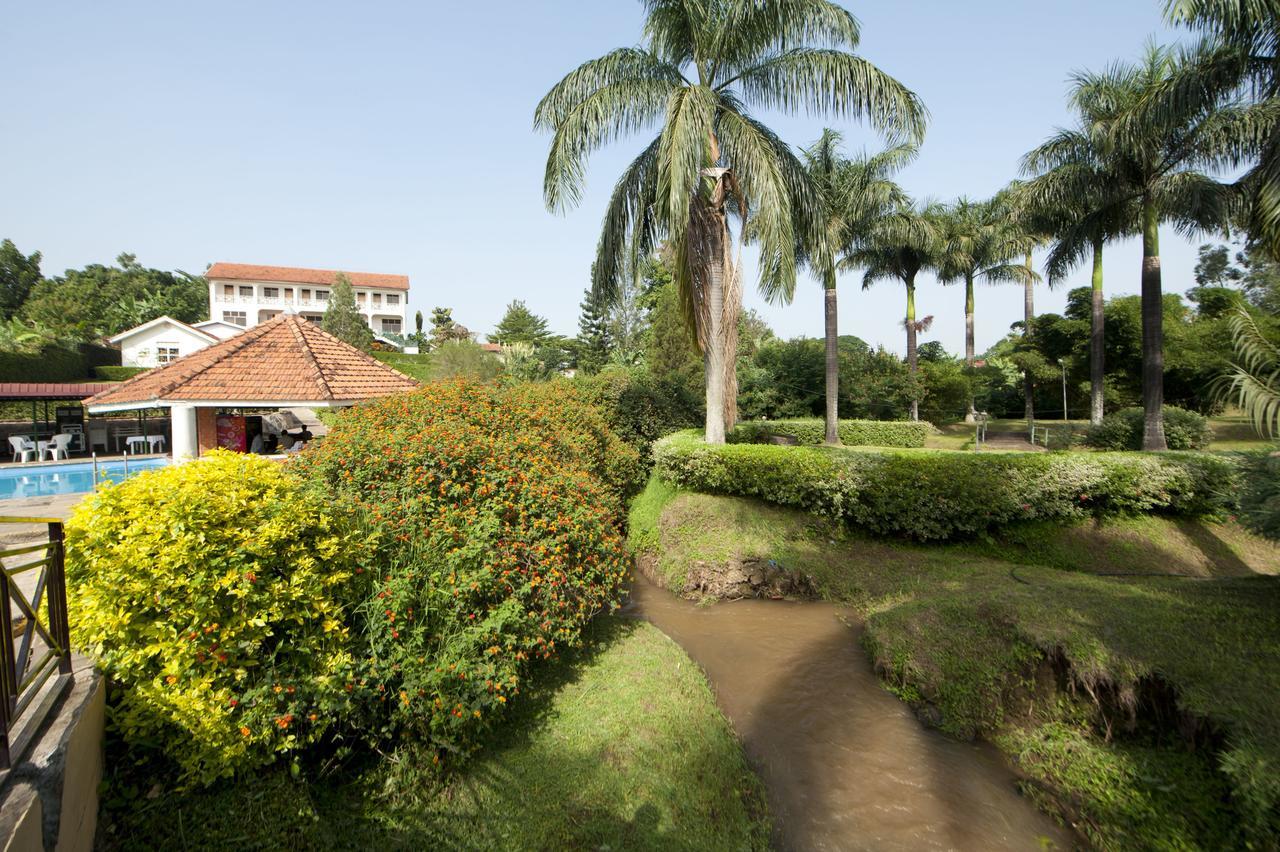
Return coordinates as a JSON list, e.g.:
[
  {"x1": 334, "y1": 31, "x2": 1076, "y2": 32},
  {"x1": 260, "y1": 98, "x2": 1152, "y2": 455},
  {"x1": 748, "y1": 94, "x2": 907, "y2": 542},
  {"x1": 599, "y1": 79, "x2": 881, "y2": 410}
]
[
  {"x1": 119, "y1": 323, "x2": 213, "y2": 368},
  {"x1": 208, "y1": 278, "x2": 409, "y2": 337}
]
